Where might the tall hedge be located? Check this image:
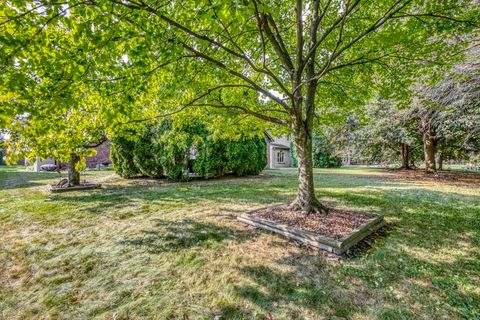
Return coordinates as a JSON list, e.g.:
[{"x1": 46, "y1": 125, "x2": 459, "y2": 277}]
[
  {"x1": 111, "y1": 137, "x2": 140, "y2": 178},
  {"x1": 226, "y1": 138, "x2": 266, "y2": 176},
  {"x1": 112, "y1": 122, "x2": 267, "y2": 180},
  {"x1": 161, "y1": 139, "x2": 189, "y2": 180},
  {"x1": 193, "y1": 139, "x2": 229, "y2": 178},
  {"x1": 193, "y1": 136, "x2": 266, "y2": 178},
  {"x1": 132, "y1": 126, "x2": 164, "y2": 178}
]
